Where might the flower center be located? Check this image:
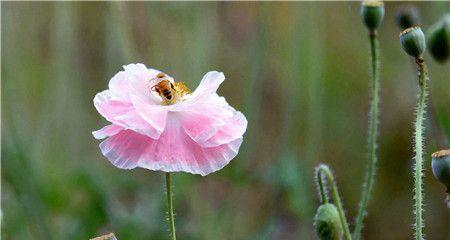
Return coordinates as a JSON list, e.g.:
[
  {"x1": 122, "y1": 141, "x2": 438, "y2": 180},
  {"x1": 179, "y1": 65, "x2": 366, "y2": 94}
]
[{"x1": 152, "y1": 80, "x2": 191, "y2": 105}]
